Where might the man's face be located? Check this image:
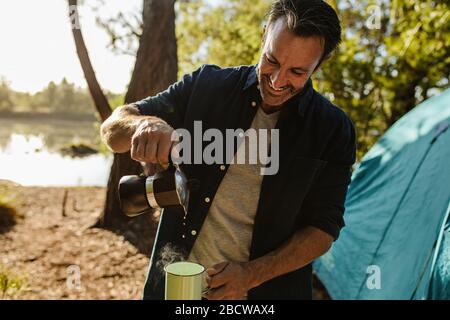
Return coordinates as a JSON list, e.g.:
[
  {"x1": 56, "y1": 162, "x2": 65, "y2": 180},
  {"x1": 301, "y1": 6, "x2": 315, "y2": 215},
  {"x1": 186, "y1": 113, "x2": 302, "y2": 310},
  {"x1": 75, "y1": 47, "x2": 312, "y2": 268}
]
[{"x1": 257, "y1": 17, "x2": 324, "y2": 110}]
